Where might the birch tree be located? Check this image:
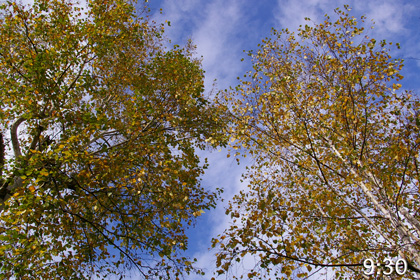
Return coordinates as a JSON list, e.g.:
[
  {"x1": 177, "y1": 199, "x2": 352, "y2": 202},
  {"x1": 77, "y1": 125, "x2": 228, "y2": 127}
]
[{"x1": 214, "y1": 7, "x2": 420, "y2": 279}]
